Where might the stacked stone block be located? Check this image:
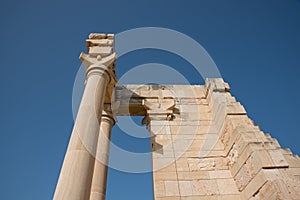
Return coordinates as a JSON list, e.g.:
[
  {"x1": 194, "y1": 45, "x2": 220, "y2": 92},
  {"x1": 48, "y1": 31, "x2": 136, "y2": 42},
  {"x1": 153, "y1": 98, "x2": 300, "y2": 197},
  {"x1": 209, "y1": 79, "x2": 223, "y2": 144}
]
[{"x1": 140, "y1": 79, "x2": 300, "y2": 200}]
